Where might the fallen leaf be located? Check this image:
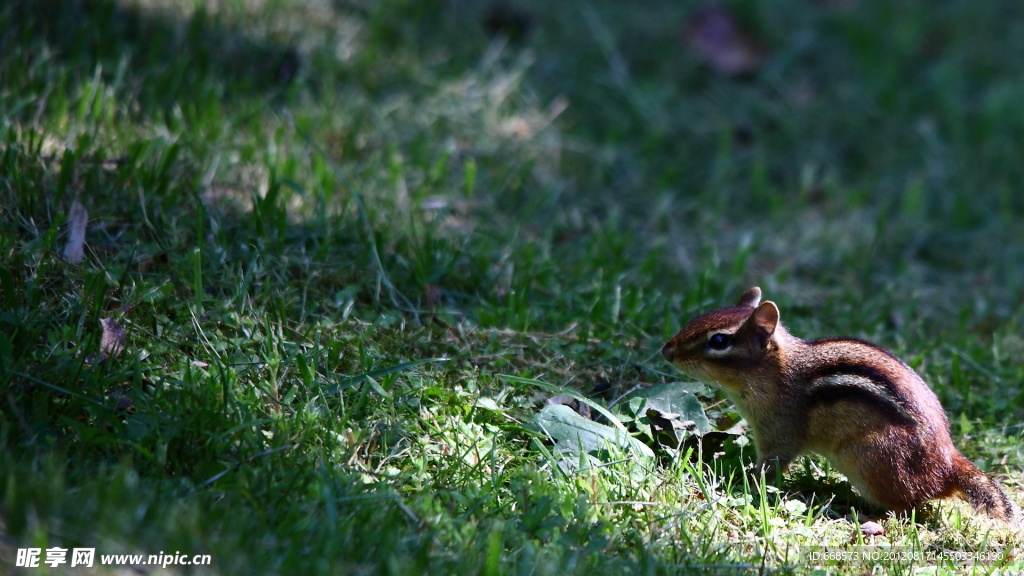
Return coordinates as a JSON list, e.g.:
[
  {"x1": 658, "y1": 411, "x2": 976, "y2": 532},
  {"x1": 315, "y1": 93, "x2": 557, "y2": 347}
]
[
  {"x1": 535, "y1": 403, "x2": 655, "y2": 465},
  {"x1": 99, "y1": 318, "x2": 126, "y2": 361},
  {"x1": 627, "y1": 382, "x2": 711, "y2": 435},
  {"x1": 646, "y1": 408, "x2": 690, "y2": 449},
  {"x1": 63, "y1": 199, "x2": 88, "y2": 263},
  {"x1": 544, "y1": 393, "x2": 592, "y2": 419},
  {"x1": 684, "y1": 7, "x2": 765, "y2": 76}
]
